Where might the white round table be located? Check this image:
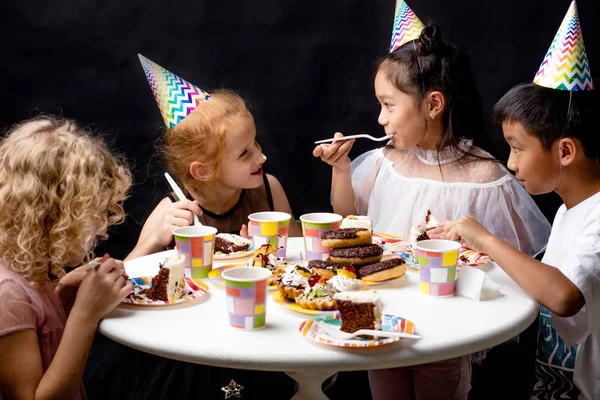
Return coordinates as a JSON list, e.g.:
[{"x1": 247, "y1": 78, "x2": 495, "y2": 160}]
[{"x1": 99, "y1": 238, "x2": 538, "y2": 400}]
